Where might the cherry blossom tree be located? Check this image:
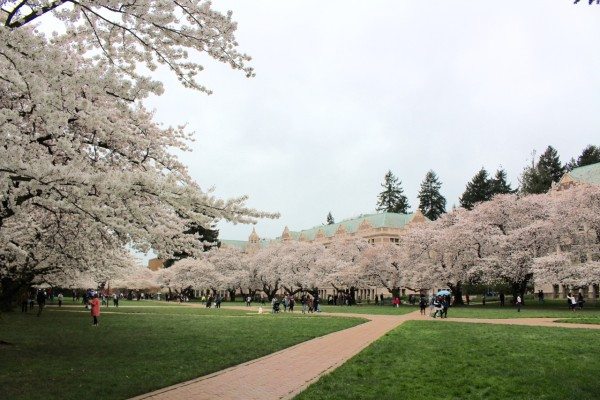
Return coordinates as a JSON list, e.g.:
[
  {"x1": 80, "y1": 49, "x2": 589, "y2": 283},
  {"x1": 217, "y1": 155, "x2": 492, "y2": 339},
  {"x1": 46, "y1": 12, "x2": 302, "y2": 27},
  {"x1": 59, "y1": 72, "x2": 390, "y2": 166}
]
[
  {"x1": 1, "y1": 1, "x2": 277, "y2": 308},
  {"x1": 359, "y1": 242, "x2": 408, "y2": 298},
  {"x1": 320, "y1": 237, "x2": 369, "y2": 304},
  {"x1": 206, "y1": 246, "x2": 259, "y2": 301}
]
